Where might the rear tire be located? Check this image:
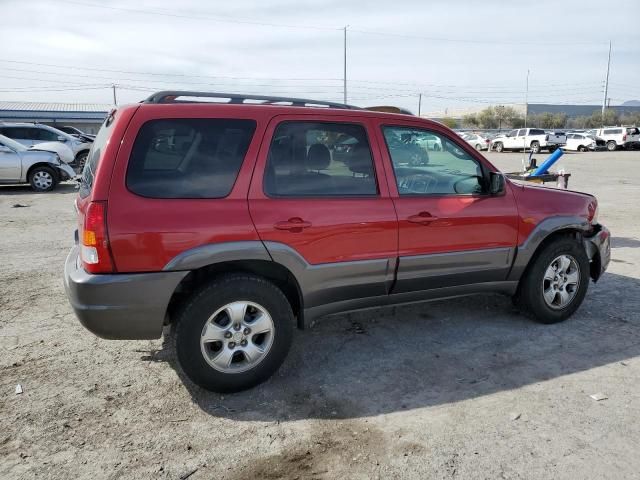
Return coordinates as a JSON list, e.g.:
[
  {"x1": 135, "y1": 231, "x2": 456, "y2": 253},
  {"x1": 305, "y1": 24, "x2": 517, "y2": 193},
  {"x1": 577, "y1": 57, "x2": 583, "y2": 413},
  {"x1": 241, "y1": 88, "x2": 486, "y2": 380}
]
[
  {"x1": 530, "y1": 141, "x2": 540, "y2": 153},
  {"x1": 174, "y1": 274, "x2": 294, "y2": 393},
  {"x1": 515, "y1": 237, "x2": 590, "y2": 324},
  {"x1": 475, "y1": 144, "x2": 482, "y2": 151},
  {"x1": 28, "y1": 166, "x2": 58, "y2": 192},
  {"x1": 74, "y1": 151, "x2": 88, "y2": 173},
  {"x1": 607, "y1": 141, "x2": 617, "y2": 151},
  {"x1": 578, "y1": 145, "x2": 587, "y2": 152}
]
